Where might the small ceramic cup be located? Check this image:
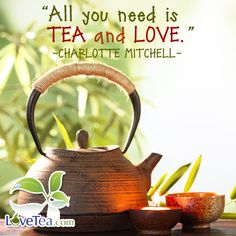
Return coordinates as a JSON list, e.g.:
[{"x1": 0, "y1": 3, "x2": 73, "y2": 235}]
[{"x1": 166, "y1": 192, "x2": 225, "y2": 230}]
